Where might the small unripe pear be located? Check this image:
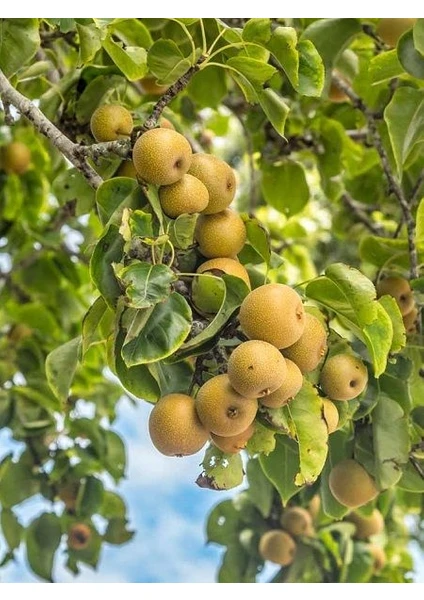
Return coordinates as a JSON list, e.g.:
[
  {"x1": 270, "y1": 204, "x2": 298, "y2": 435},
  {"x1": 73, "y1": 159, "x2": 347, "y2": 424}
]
[
  {"x1": 259, "y1": 530, "x2": 296, "y2": 566},
  {"x1": 1, "y1": 142, "x2": 31, "y2": 175},
  {"x1": 347, "y1": 509, "x2": 384, "y2": 540},
  {"x1": 90, "y1": 105, "x2": 133, "y2": 142},
  {"x1": 283, "y1": 313, "x2": 328, "y2": 373},
  {"x1": 307, "y1": 495, "x2": 321, "y2": 520},
  {"x1": 211, "y1": 423, "x2": 255, "y2": 454},
  {"x1": 68, "y1": 523, "x2": 91, "y2": 551},
  {"x1": 322, "y1": 399, "x2": 339, "y2": 434},
  {"x1": 368, "y1": 543, "x2": 386, "y2": 572},
  {"x1": 320, "y1": 354, "x2": 368, "y2": 401},
  {"x1": 281, "y1": 506, "x2": 313, "y2": 537},
  {"x1": 329, "y1": 459, "x2": 378, "y2": 508},
  {"x1": 139, "y1": 77, "x2": 168, "y2": 95},
  {"x1": 403, "y1": 305, "x2": 418, "y2": 334},
  {"x1": 376, "y1": 275, "x2": 414, "y2": 316}
]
